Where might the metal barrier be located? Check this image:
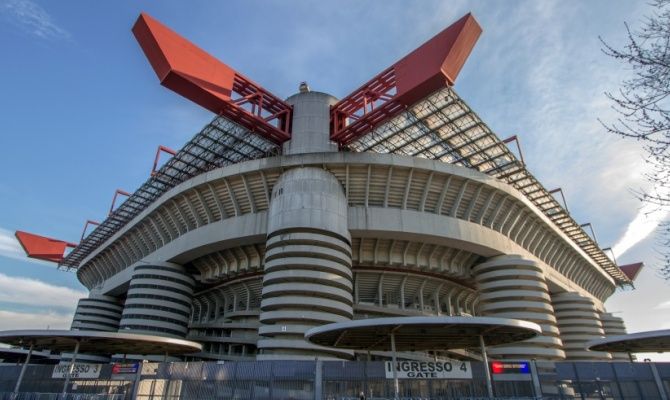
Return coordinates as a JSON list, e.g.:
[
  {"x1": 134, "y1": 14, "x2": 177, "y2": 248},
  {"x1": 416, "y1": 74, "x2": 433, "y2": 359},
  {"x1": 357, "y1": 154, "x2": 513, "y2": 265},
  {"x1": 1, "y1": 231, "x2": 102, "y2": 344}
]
[
  {"x1": 0, "y1": 361, "x2": 668, "y2": 400},
  {"x1": 0, "y1": 394, "x2": 125, "y2": 400}
]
